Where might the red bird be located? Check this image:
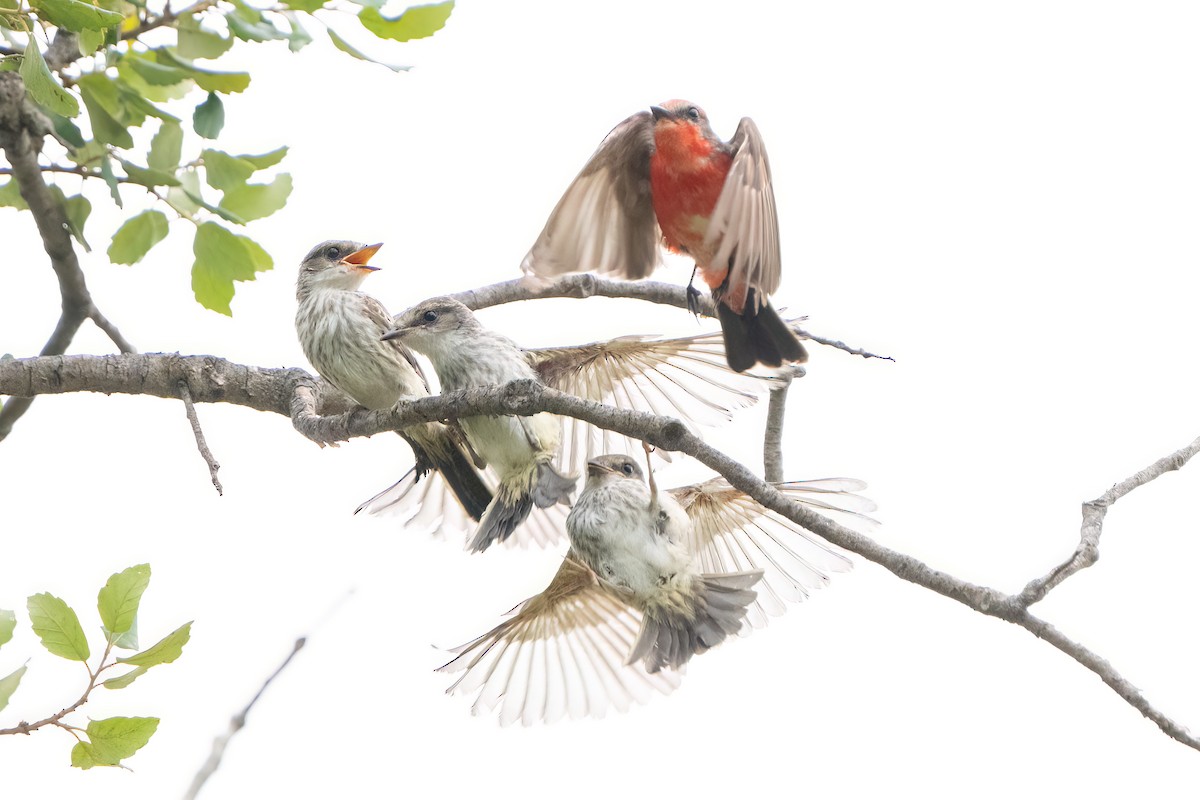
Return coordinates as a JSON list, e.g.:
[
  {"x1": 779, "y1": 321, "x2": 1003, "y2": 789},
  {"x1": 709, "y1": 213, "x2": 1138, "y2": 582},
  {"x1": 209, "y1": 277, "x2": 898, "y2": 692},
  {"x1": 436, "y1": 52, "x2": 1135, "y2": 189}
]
[{"x1": 522, "y1": 100, "x2": 807, "y2": 373}]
